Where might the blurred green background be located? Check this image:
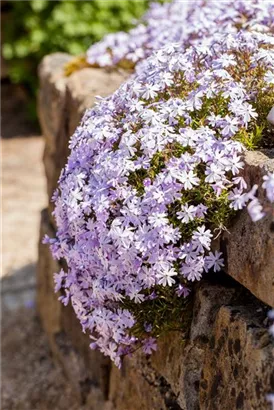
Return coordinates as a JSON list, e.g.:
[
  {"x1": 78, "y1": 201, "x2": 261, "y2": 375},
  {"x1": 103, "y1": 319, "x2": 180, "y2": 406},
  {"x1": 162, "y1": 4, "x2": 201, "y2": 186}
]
[{"x1": 1, "y1": 0, "x2": 151, "y2": 121}]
